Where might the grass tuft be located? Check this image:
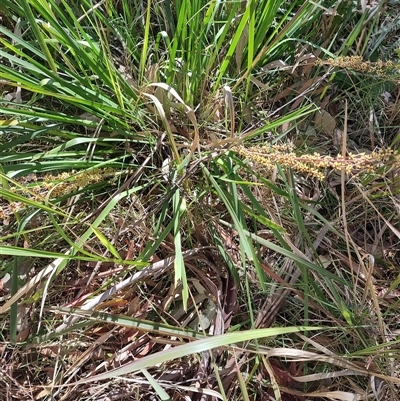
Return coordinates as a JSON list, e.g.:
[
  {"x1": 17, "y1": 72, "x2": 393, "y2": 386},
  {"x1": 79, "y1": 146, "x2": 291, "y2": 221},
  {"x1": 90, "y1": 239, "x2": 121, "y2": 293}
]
[{"x1": 1, "y1": 0, "x2": 400, "y2": 399}]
